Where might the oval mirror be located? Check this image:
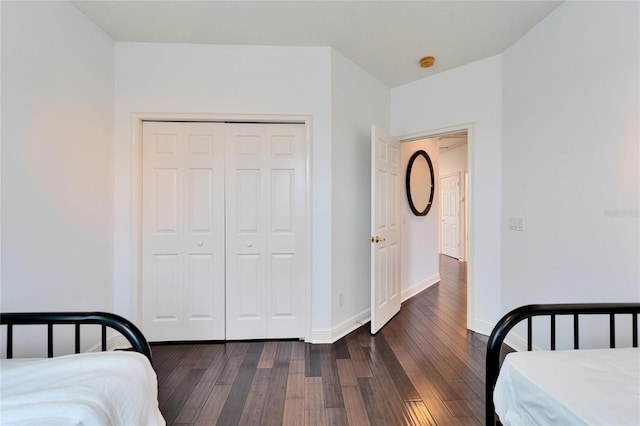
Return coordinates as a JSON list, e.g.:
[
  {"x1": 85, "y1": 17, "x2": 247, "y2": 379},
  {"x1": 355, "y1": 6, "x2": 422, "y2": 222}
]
[{"x1": 406, "y1": 150, "x2": 434, "y2": 216}]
